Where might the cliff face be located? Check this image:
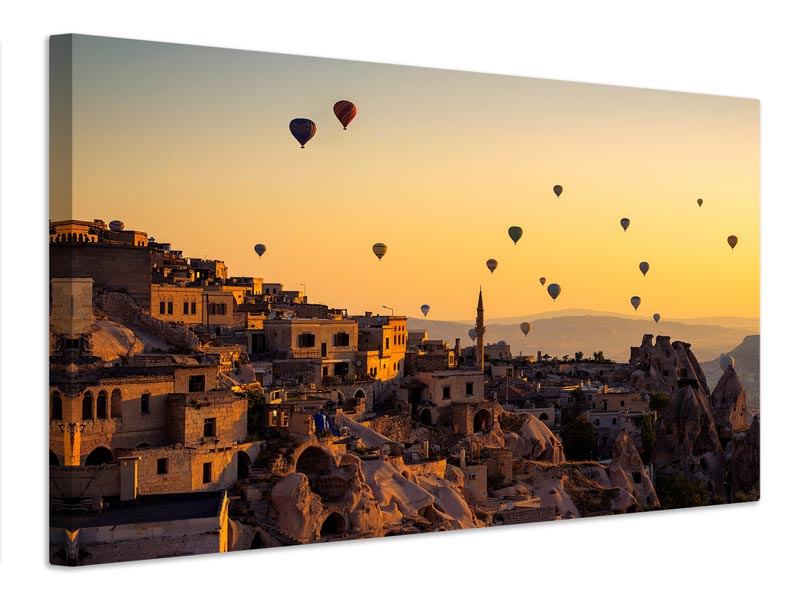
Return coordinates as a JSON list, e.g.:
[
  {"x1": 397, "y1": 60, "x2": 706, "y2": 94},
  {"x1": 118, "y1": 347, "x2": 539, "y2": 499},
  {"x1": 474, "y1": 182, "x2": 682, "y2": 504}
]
[
  {"x1": 710, "y1": 365, "x2": 749, "y2": 442},
  {"x1": 652, "y1": 384, "x2": 725, "y2": 498},
  {"x1": 629, "y1": 335, "x2": 709, "y2": 396},
  {"x1": 502, "y1": 413, "x2": 566, "y2": 464}
]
